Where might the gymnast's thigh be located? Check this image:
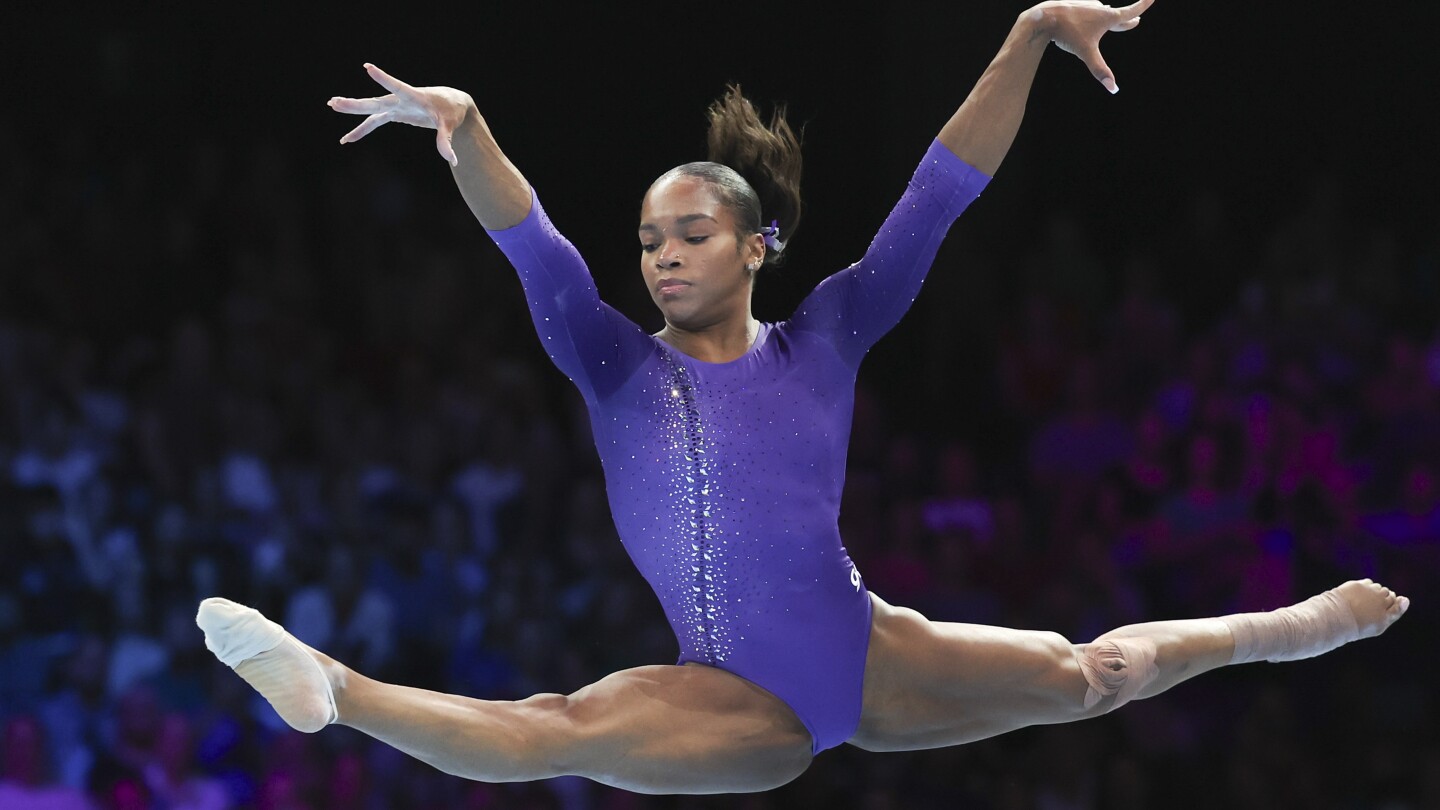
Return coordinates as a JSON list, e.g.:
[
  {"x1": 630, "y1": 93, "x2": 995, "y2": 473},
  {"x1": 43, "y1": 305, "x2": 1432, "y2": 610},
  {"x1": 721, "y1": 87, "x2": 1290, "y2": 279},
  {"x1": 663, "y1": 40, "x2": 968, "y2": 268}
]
[
  {"x1": 849, "y1": 592, "x2": 1089, "y2": 752},
  {"x1": 560, "y1": 663, "x2": 813, "y2": 794}
]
